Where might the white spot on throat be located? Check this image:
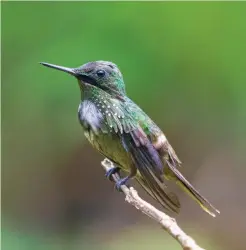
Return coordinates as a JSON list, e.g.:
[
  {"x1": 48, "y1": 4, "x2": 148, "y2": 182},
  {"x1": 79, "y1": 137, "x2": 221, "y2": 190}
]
[{"x1": 78, "y1": 100, "x2": 103, "y2": 129}]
